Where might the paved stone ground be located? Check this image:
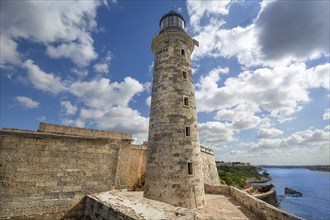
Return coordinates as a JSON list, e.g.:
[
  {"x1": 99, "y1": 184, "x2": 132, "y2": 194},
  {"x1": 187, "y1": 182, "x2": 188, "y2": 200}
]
[
  {"x1": 89, "y1": 191, "x2": 261, "y2": 220},
  {"x1": 196, "y1": 194, "x2": 261, "y2": 220}
]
